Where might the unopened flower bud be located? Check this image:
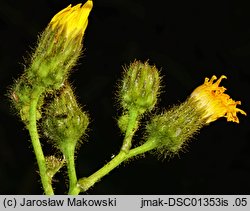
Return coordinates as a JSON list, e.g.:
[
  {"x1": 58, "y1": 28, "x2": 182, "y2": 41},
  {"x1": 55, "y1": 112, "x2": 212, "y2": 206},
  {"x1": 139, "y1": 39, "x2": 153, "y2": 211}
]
[
  {"x1": 42, "y1": 83, "x2": 89, "y2": 153},
  {"x1": 119, "y1": 60, "x2": 160, "y2": 115}
]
